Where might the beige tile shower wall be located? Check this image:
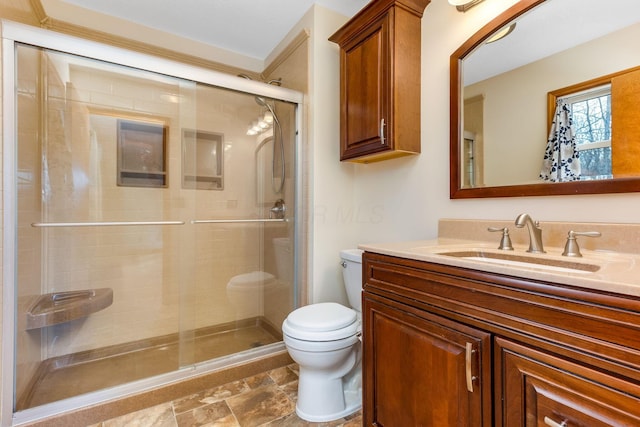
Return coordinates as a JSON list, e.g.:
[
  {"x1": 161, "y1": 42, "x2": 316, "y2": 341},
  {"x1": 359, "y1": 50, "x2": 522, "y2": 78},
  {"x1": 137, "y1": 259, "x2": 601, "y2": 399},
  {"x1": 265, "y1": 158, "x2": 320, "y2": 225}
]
[{"x1": 20, "y1": 56, "x2": 263, "y2": 358}]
